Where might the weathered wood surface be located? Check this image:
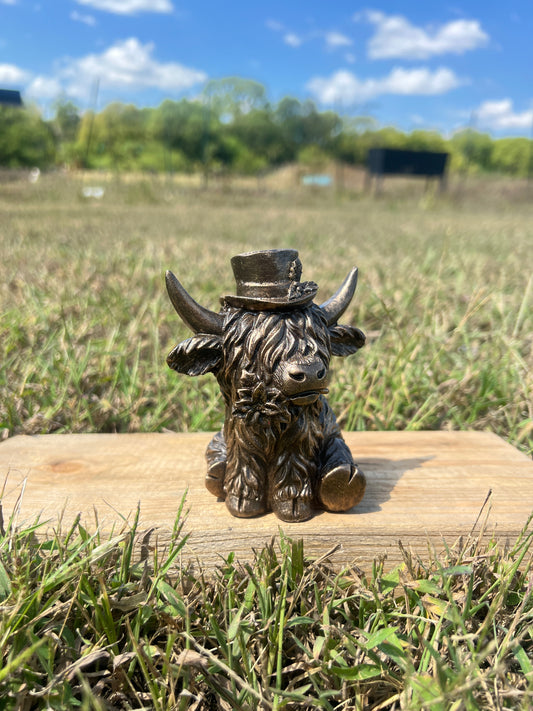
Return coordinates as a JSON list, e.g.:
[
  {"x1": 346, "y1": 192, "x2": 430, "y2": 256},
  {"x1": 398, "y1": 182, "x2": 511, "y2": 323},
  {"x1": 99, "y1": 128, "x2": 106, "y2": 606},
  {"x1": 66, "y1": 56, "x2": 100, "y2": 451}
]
[{"x1": 1, "y1": 431, "x2": 532, "y2": 571}]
